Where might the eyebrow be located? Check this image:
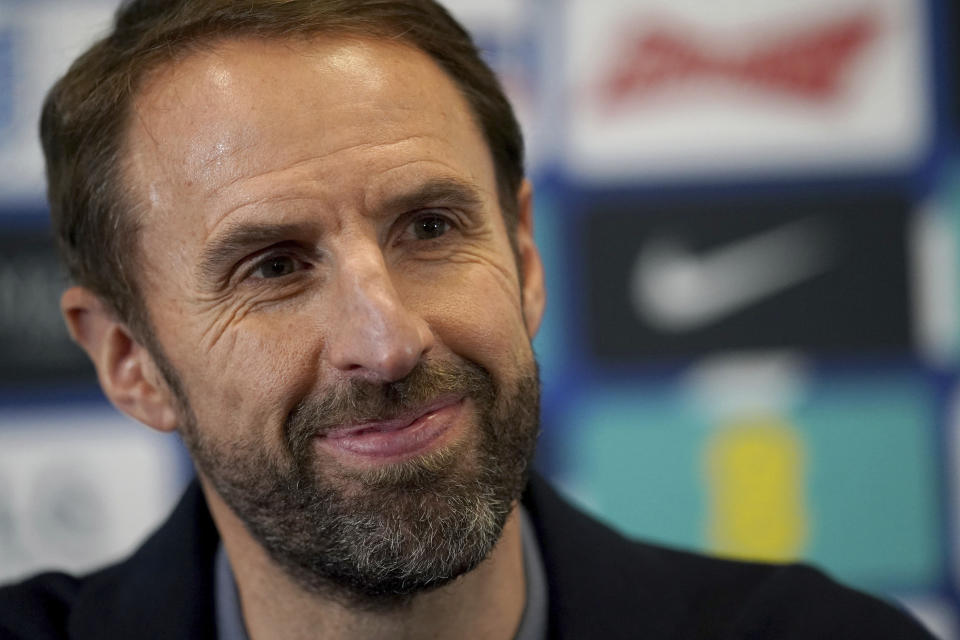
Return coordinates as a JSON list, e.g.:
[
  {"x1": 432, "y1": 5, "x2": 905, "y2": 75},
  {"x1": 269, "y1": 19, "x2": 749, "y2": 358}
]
[{"x1": 377, "y1": 177, "x2": 486, "y2": 216}]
